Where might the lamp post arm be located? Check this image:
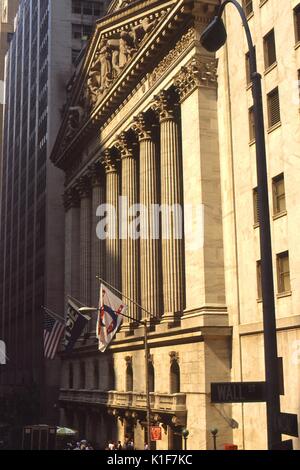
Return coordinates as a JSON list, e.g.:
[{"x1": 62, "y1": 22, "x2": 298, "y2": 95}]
[{"x1": 218, "y1": 0, "x2": 256, "y2": 76}]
